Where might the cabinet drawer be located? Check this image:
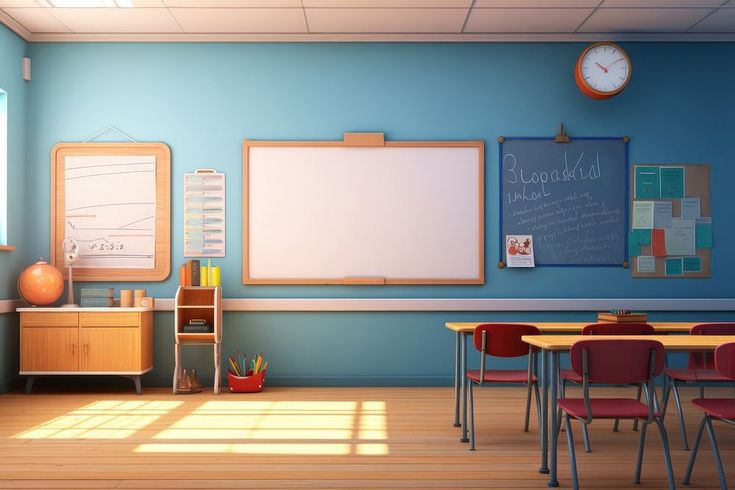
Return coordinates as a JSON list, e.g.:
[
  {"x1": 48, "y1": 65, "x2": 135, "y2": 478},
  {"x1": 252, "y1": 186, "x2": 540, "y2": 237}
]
[
  {"x1": 21, "y1": 312, "x2": 78, "y2": 327},
  {"x1": 80, "y1": 312, "x2": 139, "y2": 328}
]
